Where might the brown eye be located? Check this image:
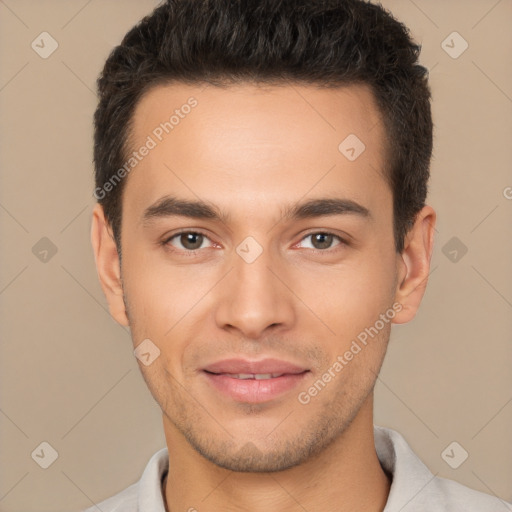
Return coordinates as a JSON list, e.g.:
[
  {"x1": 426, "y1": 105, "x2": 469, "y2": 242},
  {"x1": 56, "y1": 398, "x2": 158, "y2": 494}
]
[
  {"x1": 298, "y1": 232, "x2": 345, "y2": 251},
  {"x1": 165, "y1": 231, "x2": 212, "y2": 252},
  {"x1": 311, "y1": 233, "x2": 334, "y2": 250},
  {"x1": 179, "y1": 232, "x2": 204, "y2": 250}
]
